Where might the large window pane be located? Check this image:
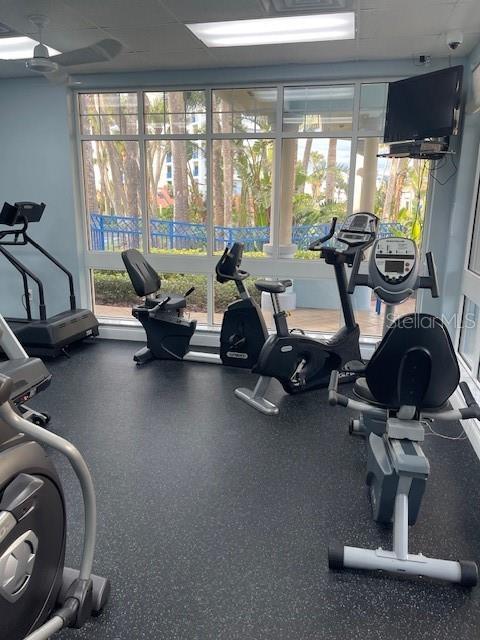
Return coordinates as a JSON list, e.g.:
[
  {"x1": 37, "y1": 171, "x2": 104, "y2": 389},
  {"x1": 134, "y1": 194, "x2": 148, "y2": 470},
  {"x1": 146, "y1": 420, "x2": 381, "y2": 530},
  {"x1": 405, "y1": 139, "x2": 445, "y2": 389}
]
[
  {"x1": 146, "y1": 140, "x2": 207, "y2": 254},
  {"x1": 354, "y1": 138, "x2": 429, "y2": 243},
  {"x1": 144, "y1": 91, "x2": 206, "y2": 135},
  {"x1": 79, "y1": 93, "x2": 138, "y2": 135},
  {"x1": 92, "y1": 269, "x2": 208, "y2": 323},
  {"x1": 212, "y1": 88, "x2": 277, "y2": 133},
  {"x1": 83, "y1": 141, "x2": 142, "y2": 251},
  {"x1": 468, "y1": 174, "x2": 480, "y2": 275},
  {"x1": 283, "y1": 85, "x2": 354, "y2": 133},
  {"x1": 359, "y1": 83, "x2": 388, "y2": 133},
  {"x1": 459, "y1": 297, "x2": 479, "y2": 368},
  {"x1": 212, "y1": 139, "x2": 274, "y2": 256},
  {"x1": 279, "y1": 138, "x2": 351, "y2": 258}
]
